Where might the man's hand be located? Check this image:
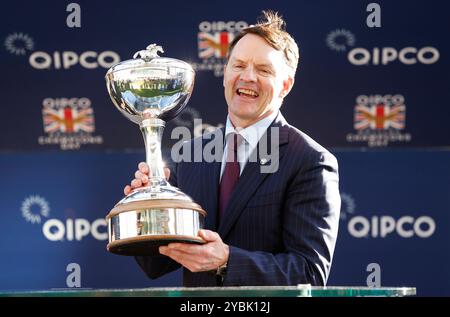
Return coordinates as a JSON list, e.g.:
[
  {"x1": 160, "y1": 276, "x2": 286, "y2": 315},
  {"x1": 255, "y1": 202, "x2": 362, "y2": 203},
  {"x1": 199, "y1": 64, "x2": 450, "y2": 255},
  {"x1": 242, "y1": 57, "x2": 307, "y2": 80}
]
[
  {"x1": 159, "y1": 229, "x2": 229, "y2": 273},
  {"x1": 124, "y1": 162, "x2": 171, "y2": 195}
]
